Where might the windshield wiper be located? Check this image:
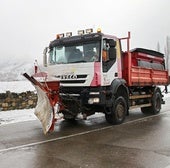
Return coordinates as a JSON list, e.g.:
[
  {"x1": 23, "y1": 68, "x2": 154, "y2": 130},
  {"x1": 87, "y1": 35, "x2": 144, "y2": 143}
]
[
  {"x1": 57, "y1": 62, "x2": 67, "y2": 64},
  {"x1": 69, "y1": 60, "x2": 87, "y2": 63}
]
